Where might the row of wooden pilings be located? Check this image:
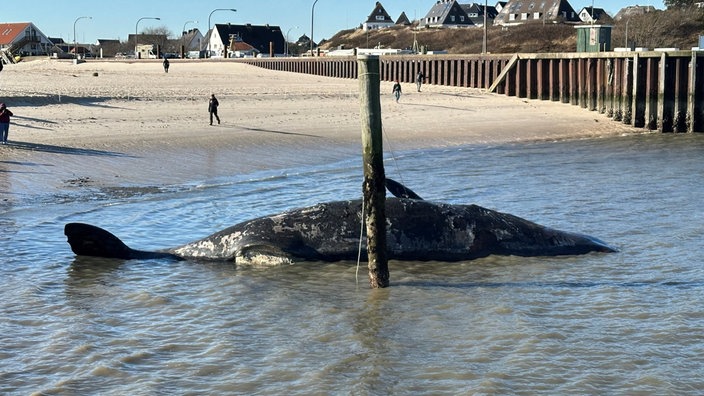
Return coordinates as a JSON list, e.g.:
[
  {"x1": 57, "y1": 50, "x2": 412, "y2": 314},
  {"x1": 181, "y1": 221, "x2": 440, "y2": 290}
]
[{"x1": 240, "y1": 51, "x2": 704, "y2": 133}]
